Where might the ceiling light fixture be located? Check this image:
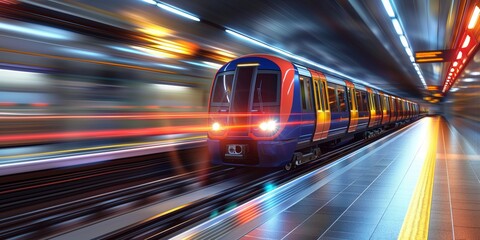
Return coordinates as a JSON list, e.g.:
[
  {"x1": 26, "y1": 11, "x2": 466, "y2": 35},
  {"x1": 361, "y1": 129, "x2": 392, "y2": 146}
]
[
  {"x1": 381, "y1": 0, "x2": 426, "y2": 89},
  {"x1": 392, "y1": 19, "x2": 403, "y2": 35},
  {"x1": 462, "y1": 35, "x2": 471, "y2": 48},
  {"x1": 381, "y1": 0, "x2": 395, "y2": 17},
  {"x1": 142, "y1": 0, "x2": 200, "y2": 22},
  {"x1": 456, "y1": 51, "x2": 463, "y2": 59},
  {"x1": 157, "y1": 2, "x2": 200, "y2": 22},
  {"x1": 468, "y1": 6, "x2": 480, "y2": 29},
  {"x1": 225, "y1": 28, "x2": 380, "y2": 90}
]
